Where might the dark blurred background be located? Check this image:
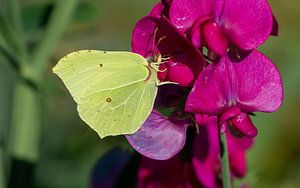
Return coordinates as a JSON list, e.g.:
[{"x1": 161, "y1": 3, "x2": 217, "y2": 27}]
[{"x1": 0, "y1": 0, "x2": 299, "y2": 187}]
